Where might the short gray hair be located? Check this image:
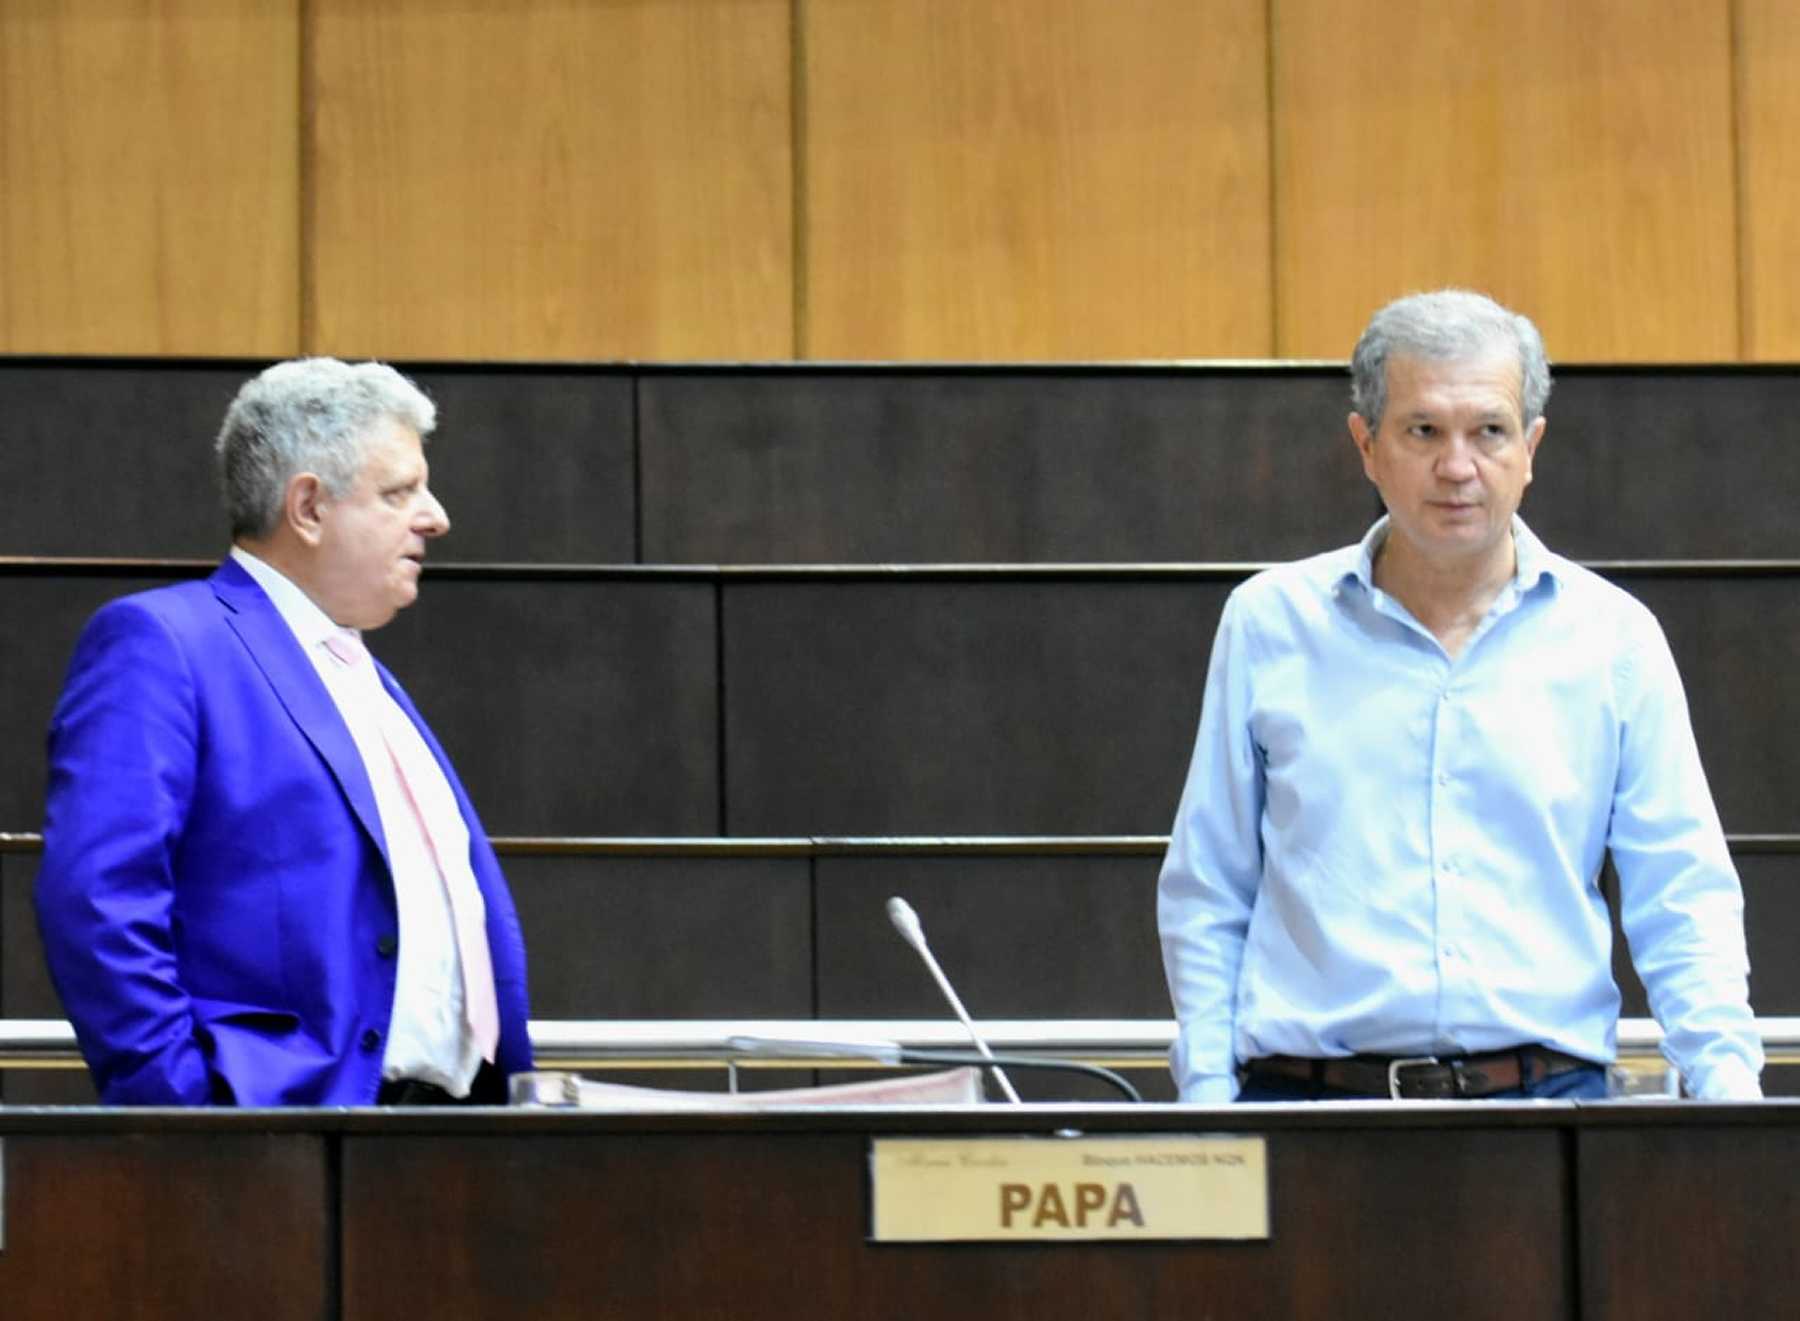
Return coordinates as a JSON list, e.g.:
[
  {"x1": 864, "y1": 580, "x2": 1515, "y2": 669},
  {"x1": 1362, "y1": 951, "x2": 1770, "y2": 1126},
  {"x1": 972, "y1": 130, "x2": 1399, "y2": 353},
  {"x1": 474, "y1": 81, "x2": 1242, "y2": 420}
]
[
  {"x1": 1350, "y1": 289, "x2": 1551, "y2": 432},
  {"x1": 216, "y1": 358, "x2": 437, "y2": 538}
]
